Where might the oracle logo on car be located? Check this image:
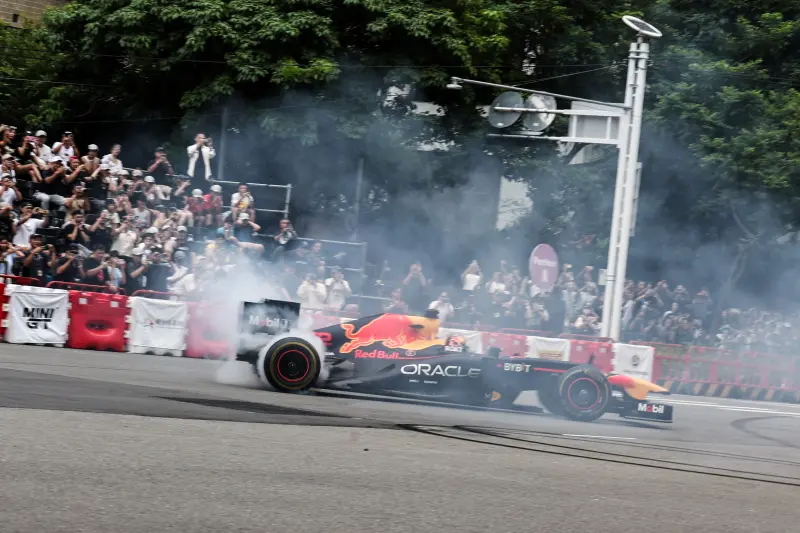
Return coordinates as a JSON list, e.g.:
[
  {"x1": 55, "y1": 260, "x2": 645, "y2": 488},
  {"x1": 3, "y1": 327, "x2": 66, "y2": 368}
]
[
  {"x1": 400, "y1": 364, "x2": 481, "y2": 378},
  {"x1": 355, "y1": 349, "x2": 400, "y2": 359}
]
